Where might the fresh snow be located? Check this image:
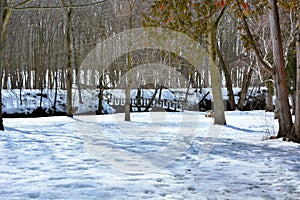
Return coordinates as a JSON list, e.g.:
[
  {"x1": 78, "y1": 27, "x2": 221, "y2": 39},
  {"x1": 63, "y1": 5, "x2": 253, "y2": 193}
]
[{"x1": 0, "y1": 110, "x2": 299, "y2": 199}]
